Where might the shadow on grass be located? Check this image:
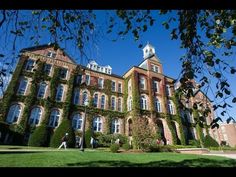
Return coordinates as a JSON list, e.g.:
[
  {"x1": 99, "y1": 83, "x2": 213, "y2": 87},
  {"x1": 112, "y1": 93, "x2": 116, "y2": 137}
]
[
  {"x1": 66, "y1": 158, "x2": 236, "y2": 167},
  {"x1": 0, "y1": 151, "x2": 43, "y2": 154}
]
